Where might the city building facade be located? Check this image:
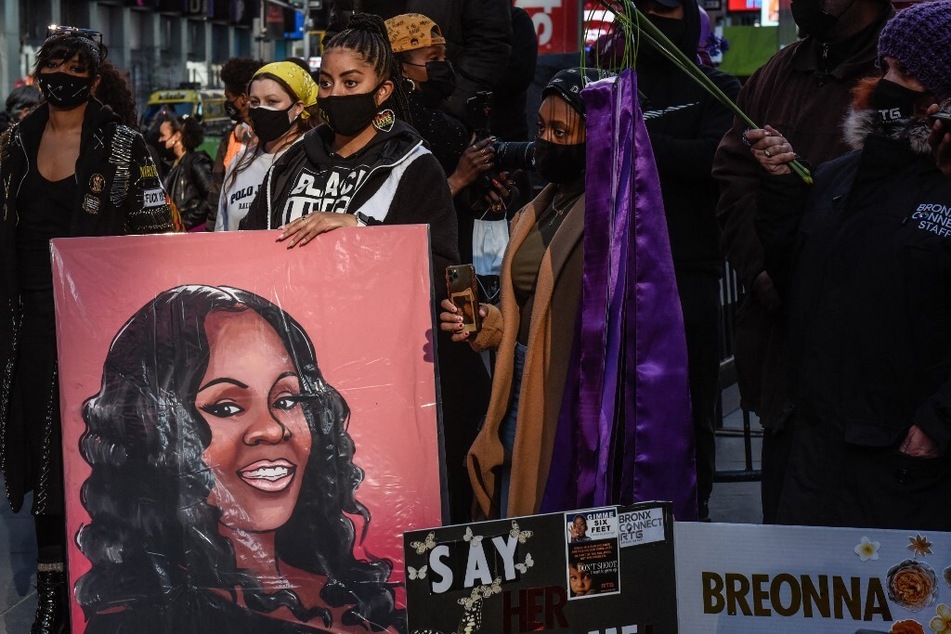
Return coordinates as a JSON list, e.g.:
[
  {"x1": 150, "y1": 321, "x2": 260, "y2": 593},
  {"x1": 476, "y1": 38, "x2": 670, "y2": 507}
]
[{"x1": 1, "y1": 0, "x2": 305, "y2": 114}]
